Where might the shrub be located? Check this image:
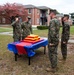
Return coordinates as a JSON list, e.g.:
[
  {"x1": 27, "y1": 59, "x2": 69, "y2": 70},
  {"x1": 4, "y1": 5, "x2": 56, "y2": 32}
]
[{"x1": 37, "y1": 25, "x2": 48, "y2": 30}]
